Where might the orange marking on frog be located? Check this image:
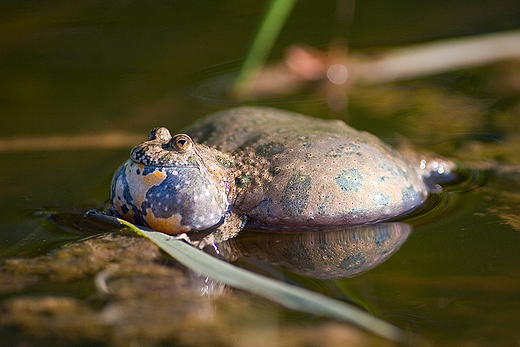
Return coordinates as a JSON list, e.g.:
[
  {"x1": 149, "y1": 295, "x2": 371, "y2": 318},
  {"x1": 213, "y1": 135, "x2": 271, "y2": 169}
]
[
  {"x1": 144, "y1": 211, "x2": 190, "y2": 235},
  {"x1": 117, "y1": 207, "x2": 135, "y2": 222},
  {"x1": 125, "y1": 163, "x2": 167, "y2": 209}
]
